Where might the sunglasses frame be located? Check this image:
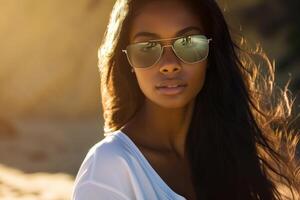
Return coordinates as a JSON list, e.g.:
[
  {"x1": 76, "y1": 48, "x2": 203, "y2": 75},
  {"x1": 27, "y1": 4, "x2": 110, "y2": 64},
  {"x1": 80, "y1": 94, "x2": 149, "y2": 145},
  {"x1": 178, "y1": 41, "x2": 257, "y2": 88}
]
[{"x1": 122, "y1": 34, "x2": 212, "y2": 68}]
